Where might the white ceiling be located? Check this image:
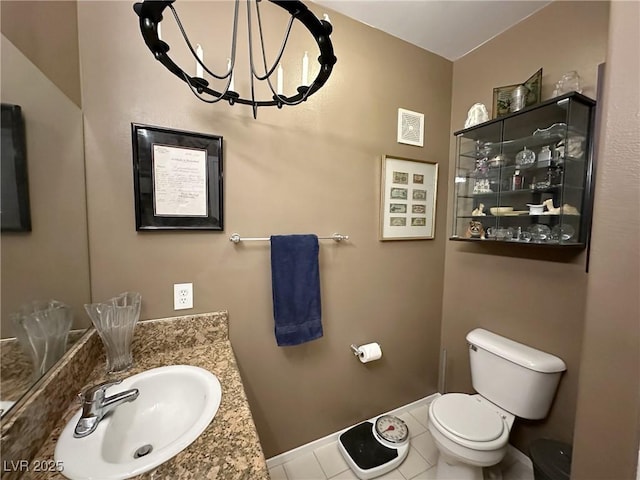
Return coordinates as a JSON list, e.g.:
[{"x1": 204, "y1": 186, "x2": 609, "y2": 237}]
[{"x1": 311, "y1": 1, "x2": 552, "y2": 61}]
